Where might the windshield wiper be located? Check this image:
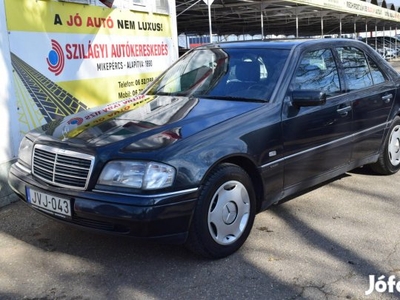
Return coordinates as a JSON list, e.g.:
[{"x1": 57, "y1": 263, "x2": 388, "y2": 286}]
[
  {"x1": 195, "y1": 94, "x2": 267, "y2": 102},
  {"x1": 149, "y1": 91, "x2": 189, "y2": 97}
]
